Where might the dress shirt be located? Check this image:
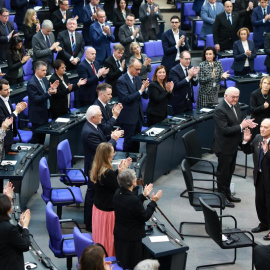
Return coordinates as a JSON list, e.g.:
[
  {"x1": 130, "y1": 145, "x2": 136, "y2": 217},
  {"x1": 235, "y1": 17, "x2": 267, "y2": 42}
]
[
  {"x1": 127, "y1": 71, "x2": 142, "y2": 94},
  {"x1": 90, "y1": 4, "x2": 97, "y2": 18},
  {"x1": 89, "y1": 120, "x2": 97, "y2": 129},
  {"x1": 85, "y1": 59, "x2": 98, "y2": 77},
  {"x1": 225, "y1": 12, "x2": 232, "y2": 24},
  {"x1": 241, "y1": 40, "x2": 249, "y2": 67},
  {"x1": 173, "y1": 31, "x2": 180, "y2": 61},
  {"x1": 60, "y1": 9, "x2": 66, "y2": 23},
  {"x1": 113, "y1": 54, "x2": 123, "y2": 71},
  {"x1": 98, "y1": 22, "x2": 107, "y2": 35}
]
